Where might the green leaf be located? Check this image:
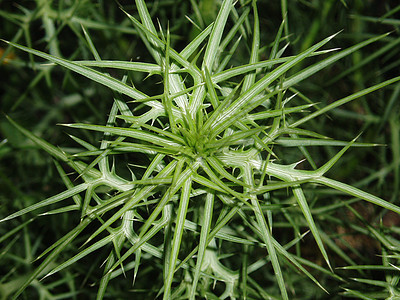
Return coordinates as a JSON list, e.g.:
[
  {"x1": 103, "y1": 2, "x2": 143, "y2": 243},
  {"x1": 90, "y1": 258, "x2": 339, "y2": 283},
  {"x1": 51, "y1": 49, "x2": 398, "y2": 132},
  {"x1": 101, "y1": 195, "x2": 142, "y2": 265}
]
[
  {"x1": 0, "y1": 183, "x2": 89, "y2": 223},
  {"x1": 291, "y1": 75, "x2": 400, "y2": 127},
  {"x1": 211, "y1": 49, "x2": 338, "y2": 84},
  {"x1": 3, "y1": 41, "x2": 148, "y2": 101},
  {"x1": 77, "y1": 60, "x2": 161, "y2": 73},
  {"x1": 84, "y1": 160, "x2": 177, "y2": 244},
  {"x1": 291, "y1": 185, "x2": 332, "y2": 270},
  {"x1": 253, "y1": 195, "x2": 288, "y2": 299},
  {"x1": 275, "y1": 138, "x2": 379, "y2": 147},
  {"x1": 242, "y1": 0, "x2": 259, "y2": 92},
  {"x1": 202, "y1": 0, "x2": 233, "y2": 71},
  {"x1": 12, "y1": 218, "x2": 92, "y2": 299},
  {"x1": 207, "y1": 126, "x2": 267, "y2": 149},
  {"x1": 6, "y1": 115, "x2": 69, "y2": 162},
  {"x1": 205, "y1": 156, "x2": 248, "y2": 187},
  {"x1": 189, "y1": 192, "x2": 214, "y2": 300},
  {"x1": 211, "y1": 32, "x2": 339, "y2": 133},
  {"x1": 163, "y1": 179, "x2": 192, "y2": 299},
  {"x1": 44, "y1": 234, "x2": 115, "y2": 279},
  {"x1": 62, "y1": 123, "x2": 183, "y2": 150},
  {"x1": 282, "y1": 33, "x2": 390, "y2": 89},
  {"x1": 314, "y1": 177, "x2": 400, "y2": 215},
  {"x1": 255, "y1": 179, "x2": 311, "y2": 194}
]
